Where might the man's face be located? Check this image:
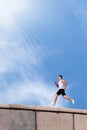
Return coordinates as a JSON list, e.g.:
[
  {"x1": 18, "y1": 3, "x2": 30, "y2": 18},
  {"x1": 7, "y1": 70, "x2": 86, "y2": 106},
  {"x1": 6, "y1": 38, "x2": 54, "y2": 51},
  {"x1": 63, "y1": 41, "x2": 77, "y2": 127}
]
[{"x1": 58, "y1": 76, "x2": 61, "y2": 80}]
